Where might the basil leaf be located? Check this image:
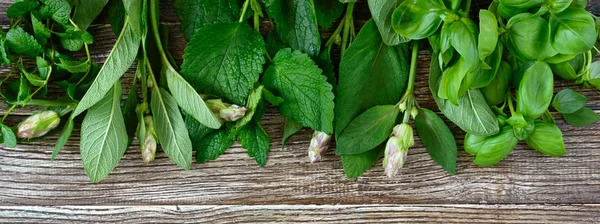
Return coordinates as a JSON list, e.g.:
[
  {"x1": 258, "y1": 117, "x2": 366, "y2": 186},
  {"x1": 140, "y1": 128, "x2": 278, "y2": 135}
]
[
  {"x1": 336, "y1": 20, "x2": 409, "y2": 134},
  {"x1": 73, "y1": 0, "x2": 109, "y2": 30},
  {"x1": 264, "y1": 0, "x2": 321, "y2": 56},
  {"x1": 263, "y1": 48, "x2": 335, "y2": 134},
  {"x1": 282, "y1": 118, "x2": 303, "y2": 148},
  {"x1": 238, "y1": 121, "x2": 271, "y2": 167},
  {"x1": 563, "y1": 107, "x2": 600, "y2": 127},
  {"x1": 196, "y1": 129, "x2": 234, "y2": 163},
  {"x1": 478, "y1": 10, "x2": 498, "y2": 60},
  {"x1": 151, "y1": 88, "x2": 194, "y2": 170},
  {"x1": 552, "y1": 89, "x2": 587, "y2": 114},
  {"x1": 180, "y1": 23, "x2": 265, "y2": 105},
  {"x1": 51, "y1": 118, "x2": 74, "y2": 160},
  {"x1": 449, "y1": 18, "x2": 478, "y2": 66},
  {"x1": 368, "y1": 0, "x2": 409, "y2": 45},
  {"x1": 482, "y1": 61, "x2": 511, "y2": 106},
  {"x1": 175, "y1": 0, "x2": 240, "y2": 41},
  {"x1": 0, "y1": 123, "x2": 16, "y2": 148},
  {"x1": 472, "y1": 43, "x2": 503, "y2": 89},
  {"x1": 336, "y1": 105, "x2": 399, "y2": 155},
  {"x1": 549, "y1": 8, "x2": 597, "y2": 55},
  {"x1": 7, "y1": 1, "x2": 39, "y2": 18},
  {"x1": 80, "y1": 83, "x2": 128, "y2": 183},
  {"x1": 391, "y1": 0, "x2": 447, "y2": 40},
  {"x1": 546, "y1": 0, "x2": 573, "y2": 13},
  {"x1": 341, "y1": 147, "x2": 384, "y2": 179},
  {"x1": 438, "y1": 57, "x2": 470, "y2": 105},
  {"x1": 415, "y1": 108, "x2": 457, "y2": 174},
  {"x1": 464, "y1": 126, "x2": 518, "y2": 166},
  {"x1": 6, "y1": 26, "x2": 43, "y2": 57},
  {"x1": 429, "y1": 55, "x2": 499, "y2": 136},
  {"x1": 39, "y1": 0, "x2": 72, "y2": 25},
  {"x1": 525, "y1": 121, "x2": 566, "y2": 157},
  {"x1": 73, "y1": 16, "x2": 141, "y2": 117},
  {"x1": 315, "y1": 0, "x2": 344, "y2": 30},
  {"x1": 517, "y1": 62, "x2": 554, "y2": 120},
  {"x1": 506, "y1": 13, "x2": 556, "y2": 61}
]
